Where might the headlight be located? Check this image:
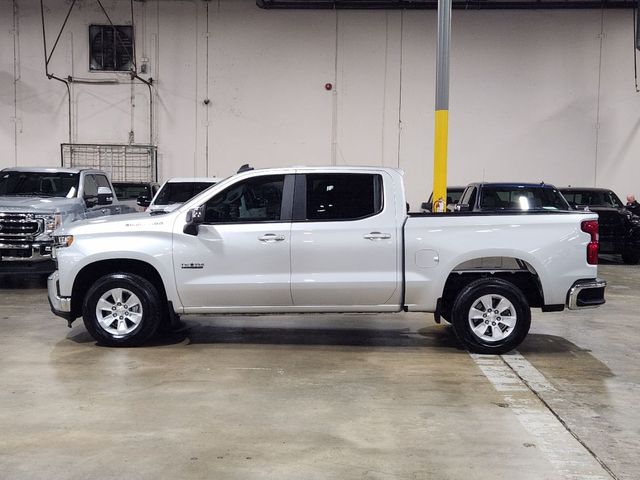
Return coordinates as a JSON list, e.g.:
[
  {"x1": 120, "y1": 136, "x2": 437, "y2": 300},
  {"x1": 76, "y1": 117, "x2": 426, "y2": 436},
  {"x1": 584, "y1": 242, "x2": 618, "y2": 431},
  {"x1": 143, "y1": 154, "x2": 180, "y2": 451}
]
[{"x1": 53, "y1": 235, "x2": 74, "y2": 248}]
